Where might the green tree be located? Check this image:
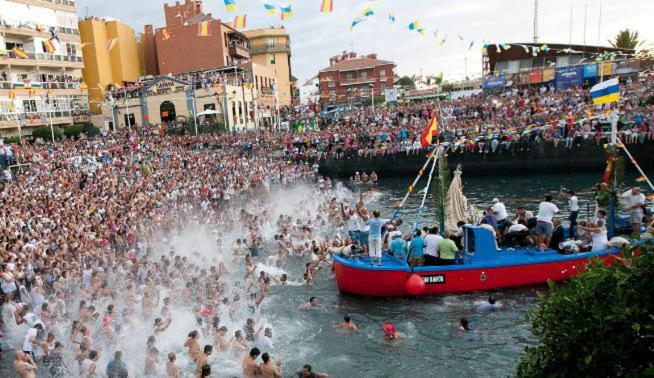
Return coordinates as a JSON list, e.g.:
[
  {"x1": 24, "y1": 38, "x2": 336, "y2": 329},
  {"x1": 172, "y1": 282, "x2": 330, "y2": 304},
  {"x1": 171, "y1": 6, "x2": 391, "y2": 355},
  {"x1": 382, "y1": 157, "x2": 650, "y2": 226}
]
[
  {"x1": 516, "y1": 243, "x2": 654, "y2": 377},
  {"x1": 609, "y1": 29, "x2": 643, "y2": 49},
  {"x1": 31, "y1": 126, "x2": 62, "y2": 141},
  {"x1": 397, "y1": 76, "x2": 415, "y2": 89}
]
